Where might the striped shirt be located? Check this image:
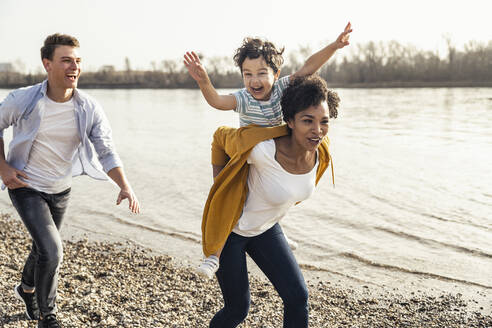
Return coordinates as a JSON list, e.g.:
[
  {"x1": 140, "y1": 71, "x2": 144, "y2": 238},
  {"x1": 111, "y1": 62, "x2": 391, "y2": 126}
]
[{"x1": 233, "y1": 75, "x2": 290, "y2": 127}]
